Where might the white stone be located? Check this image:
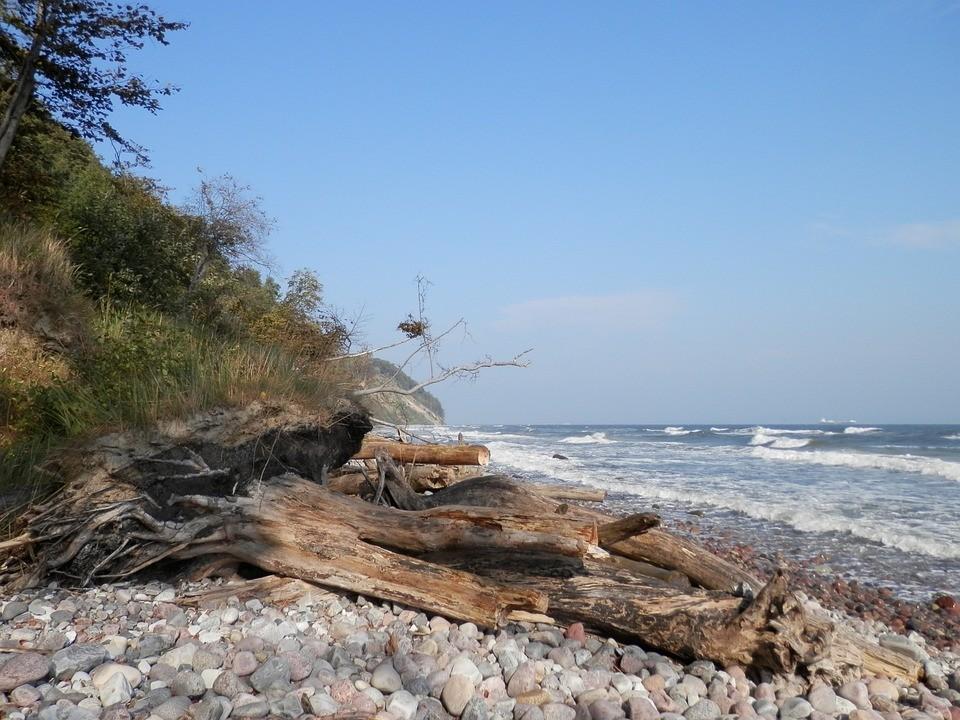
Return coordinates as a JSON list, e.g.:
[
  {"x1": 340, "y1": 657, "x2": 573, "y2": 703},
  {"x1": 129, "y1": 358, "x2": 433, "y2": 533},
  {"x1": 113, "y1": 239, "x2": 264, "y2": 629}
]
[
  {"x1": 155, "y1": 589, "x2": 176, "y2": 603},
  {"x1": 90, "y1": 663, "x2": 142, "y2": 690},
  {"x1": 101, "y1": 636, "x2": 128, "y2": 660},
  {"x1": 138, "y1": 661, "x2": 152, "y2": 675},
  {"x1": 157, "y1": 642, "x2": 197, "y2": 669},
  {"x1": 449, "y1": 656, "x2": 482, "y2": 685},
  {"x1": 835, "y1": 697, "x2": 858, "y2": 715},
  {"x1": 198, "y1": 631, "x2": 221, "y2": 644},
  {"x1": 99, "y1": 672, "x2": 133, "y2": 707},
  {"x1": 221, "y1": 607, "x2": 239, "y2": 625},
  {"x1": 202, "y1": 668, "x2": 223, "y2": 689},
  {"x1": 388, "y1": 690, "x2": 419, "y2": 720}
]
